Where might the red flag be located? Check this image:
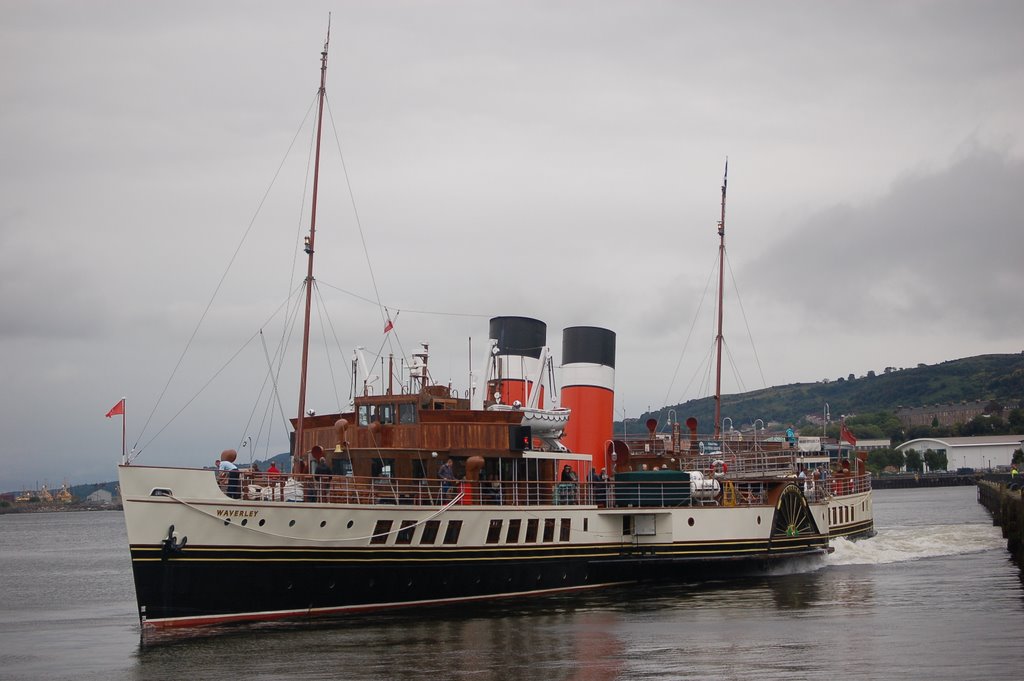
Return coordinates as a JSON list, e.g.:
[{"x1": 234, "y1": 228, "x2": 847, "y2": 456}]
[
  {"x1": 840, "y1": 422, "x2": 857, "y2": 446},
  {"x1": 383, "y1": 319, "x2": 394, "y2": 334},
  {"x1": 105, "y1": 399, "x2": 125, "y2": 418}
]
